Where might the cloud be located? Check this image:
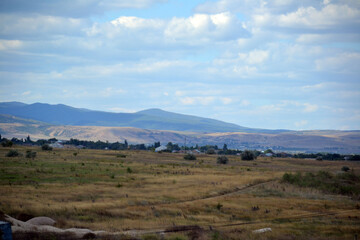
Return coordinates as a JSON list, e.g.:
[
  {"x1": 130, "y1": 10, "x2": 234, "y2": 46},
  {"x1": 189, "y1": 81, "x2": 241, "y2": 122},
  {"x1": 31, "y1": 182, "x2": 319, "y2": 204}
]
[
  {"x1": 100, "y1": 87, "x2": 125, "y2": 97},
  {"x1": 238, "y1": 49, "x2": 269, "y2": 64},
  {"x1": 241, "y1": 100, "x2": 251, "y2": 106},
  {"x1": 164, "y1": 12, "x2": 249, "y2": 42},
  {"x1": 0, "y1": 0, "x2": 167, "y2": 17},
  {"x1": 315, "y1": 52, "x2": 360, "y2": 74},
  {"x1": 0, "y1": 14, "x2": 89, "y2": 40},
  {"x1": 253, "y1": 4, "x2": 360, "y2": 33},
  {"x1": 303, "y1": 103, "x2": 319, "y2": 113},
  {"x1": 180, "y1": 96, "x2": 215, "y2": 105},
  {"x1": 295, "y1": 120, "x2": 308, "y2": 127},
  {"x1": 221, "y1": 97, "x2": 232, "y2": 104},
  {"x1": 0, "y1": 39, "x2": 23, "y2": 51}
]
